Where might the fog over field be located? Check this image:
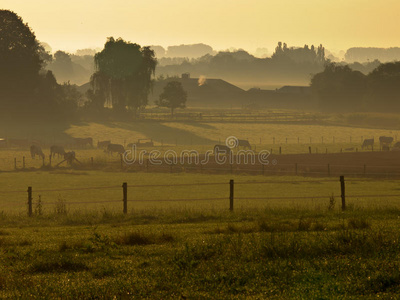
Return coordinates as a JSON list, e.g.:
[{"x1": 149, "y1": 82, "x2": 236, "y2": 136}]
[{"x1": 2, "y1": 2, "x2": 400, "y2": 298}]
